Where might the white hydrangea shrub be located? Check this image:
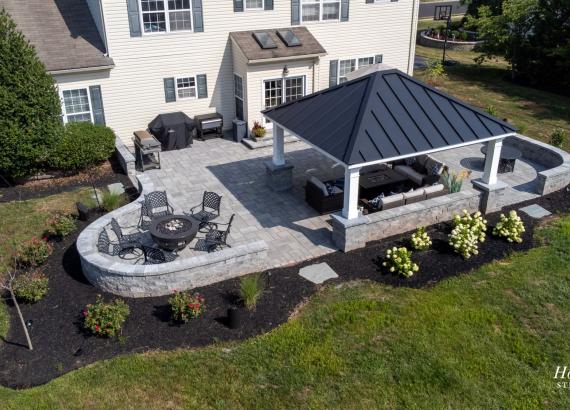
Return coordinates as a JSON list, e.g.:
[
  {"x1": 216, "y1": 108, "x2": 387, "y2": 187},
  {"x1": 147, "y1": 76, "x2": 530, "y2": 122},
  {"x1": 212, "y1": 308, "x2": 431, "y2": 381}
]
[
  {"x1": 383, "y1": 246, "x2": 419, "y2": 278},
  {"x1": 411, "y1": 227, "x2": 432, "y2": 251},
  {"x1": 493, "y1": 210, "x2": 525, "y2": 243},
  {"x1": 448, "y1": 210, "x2": 488, "y2": 259}
]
